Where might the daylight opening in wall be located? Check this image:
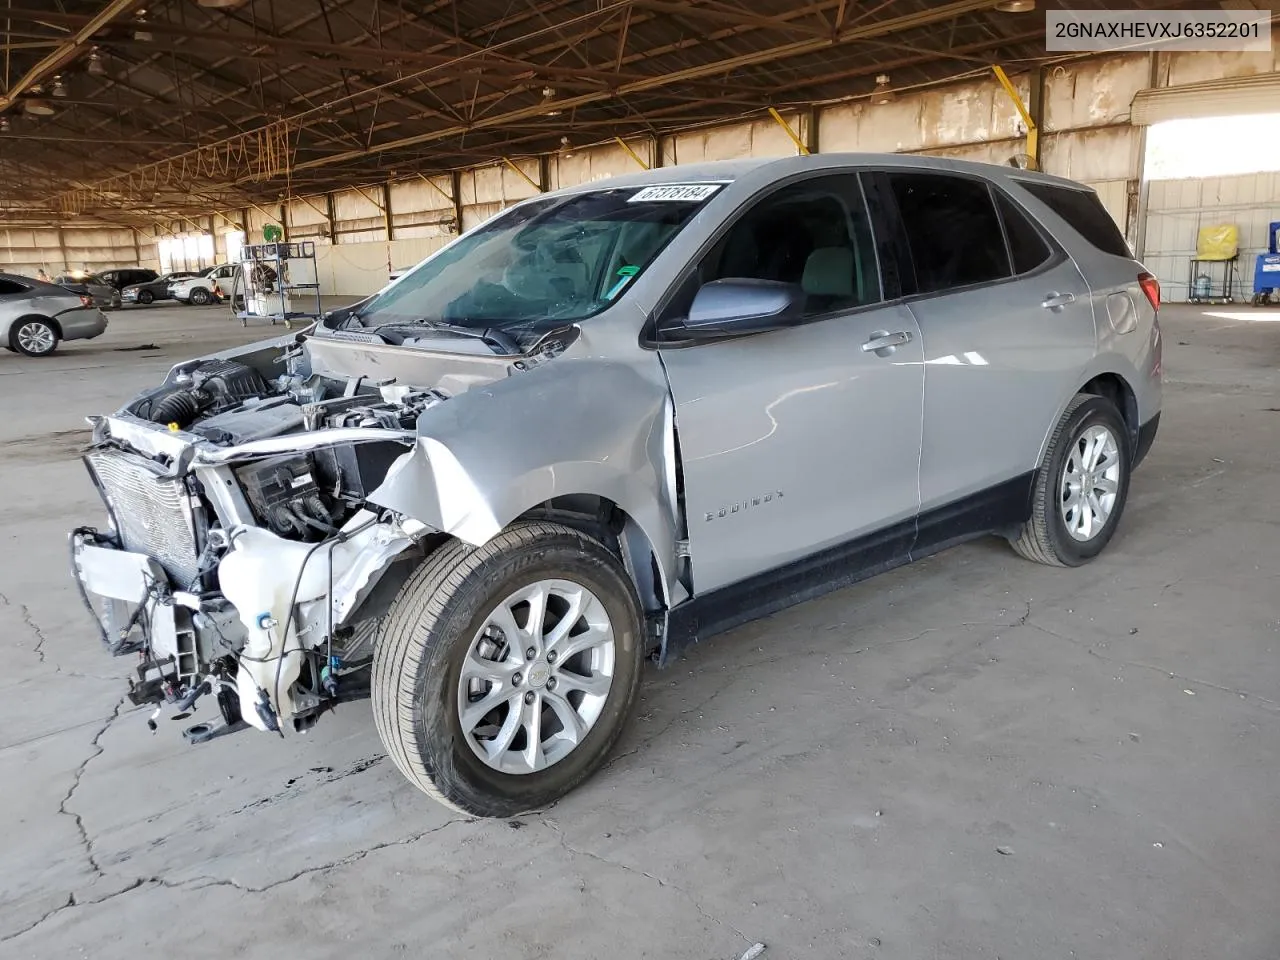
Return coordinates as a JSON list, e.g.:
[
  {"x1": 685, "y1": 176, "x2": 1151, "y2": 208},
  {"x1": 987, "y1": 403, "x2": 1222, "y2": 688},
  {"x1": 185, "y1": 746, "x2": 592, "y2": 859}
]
[
  {"x1": 158, "y1": 233, "x2": 215, "y2": 273},
  {"x1": 225, "y1": 230, "x2": 245, "y2": 263},
  {"x1": 1146, "y1": 114, "x2": 1280, "y2": 180}
]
